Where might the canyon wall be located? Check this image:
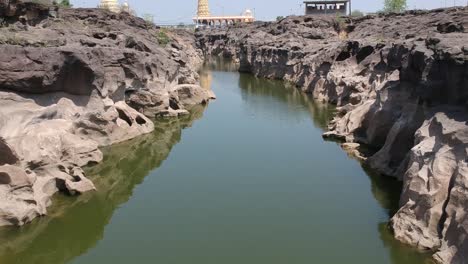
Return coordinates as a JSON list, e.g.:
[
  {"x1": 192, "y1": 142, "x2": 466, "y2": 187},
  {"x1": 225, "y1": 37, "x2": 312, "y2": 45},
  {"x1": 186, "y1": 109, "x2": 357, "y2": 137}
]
[
  {"x1": 0, "y1": 1, "x2": 214, "y2": 227},
  {"x1": 196, "y1": 8, "x2": 468, "y2": 264}
]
